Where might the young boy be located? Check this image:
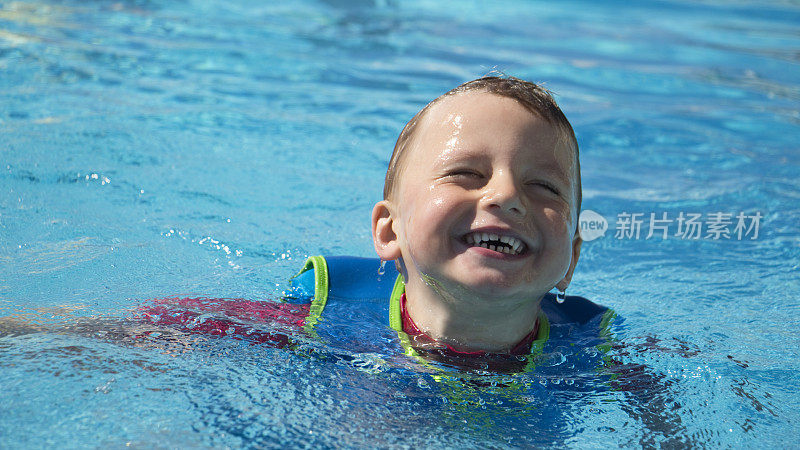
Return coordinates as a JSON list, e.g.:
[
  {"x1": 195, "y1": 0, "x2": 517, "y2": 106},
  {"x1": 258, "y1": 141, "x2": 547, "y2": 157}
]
[
  {"x1": 368, "y1": 76, "x2": 601, "y2": 357},
  {"x1": 284, "y1": 76, "x2": 609, "y2": 366}
]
